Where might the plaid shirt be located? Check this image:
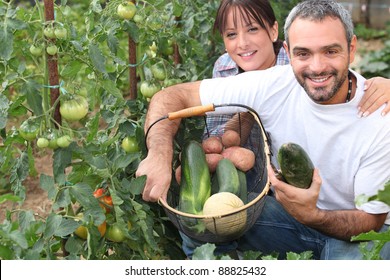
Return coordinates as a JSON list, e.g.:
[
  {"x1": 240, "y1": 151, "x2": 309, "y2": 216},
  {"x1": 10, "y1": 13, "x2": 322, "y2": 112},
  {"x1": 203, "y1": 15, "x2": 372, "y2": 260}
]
[{"x1": 205, "y1": 47, "x2": 290, "y2": 138}]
